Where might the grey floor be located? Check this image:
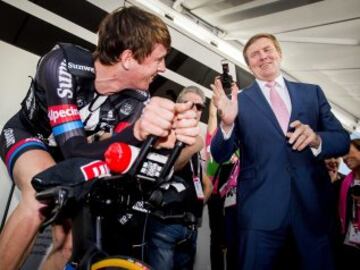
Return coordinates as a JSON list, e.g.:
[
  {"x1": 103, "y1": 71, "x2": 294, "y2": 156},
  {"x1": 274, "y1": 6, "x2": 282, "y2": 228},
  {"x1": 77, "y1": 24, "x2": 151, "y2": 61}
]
[{"x1": 194, "y1": 205, "x2": 211, "y2": 270}]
